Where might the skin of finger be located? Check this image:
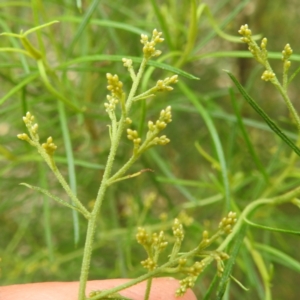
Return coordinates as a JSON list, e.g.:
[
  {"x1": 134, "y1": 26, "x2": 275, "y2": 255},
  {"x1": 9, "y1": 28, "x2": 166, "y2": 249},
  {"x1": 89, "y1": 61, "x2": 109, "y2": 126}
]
[{"x1": 0, "y1": 278, "x2": 197, "y2": 300}]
